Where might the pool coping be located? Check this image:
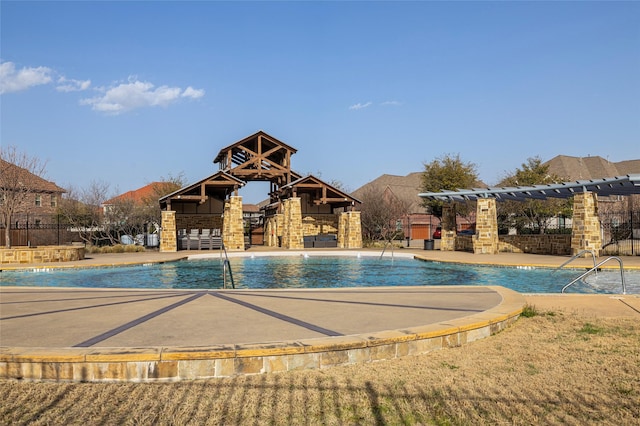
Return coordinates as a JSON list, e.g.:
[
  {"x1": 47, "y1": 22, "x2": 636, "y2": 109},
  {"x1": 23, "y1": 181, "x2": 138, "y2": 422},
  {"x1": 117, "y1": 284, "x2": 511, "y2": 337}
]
[{"x1": 0, "y1": 285, "x2": 525, "y2": 383}]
